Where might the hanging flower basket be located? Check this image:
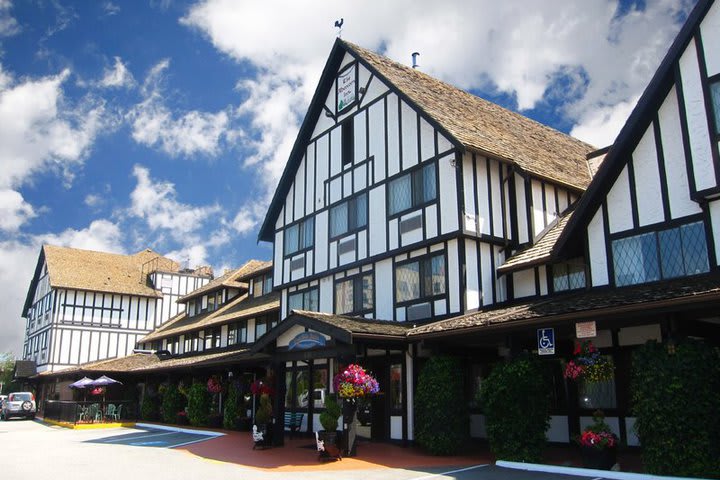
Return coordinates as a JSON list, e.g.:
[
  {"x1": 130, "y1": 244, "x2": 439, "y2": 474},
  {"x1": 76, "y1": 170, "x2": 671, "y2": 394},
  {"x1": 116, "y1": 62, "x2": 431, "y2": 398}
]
[
  {"x1": 333, "y1": 364, "x2": 379, "y2": 400},
  {"x1": 576, "y1": 410, "x2": 619, "y2": 470},
  {"x1": 207, "y1": 375, "x2": 223, "y2": 394},
  {"x1": 564, "y1": 340, "x2": 614, "y2": 383}
]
